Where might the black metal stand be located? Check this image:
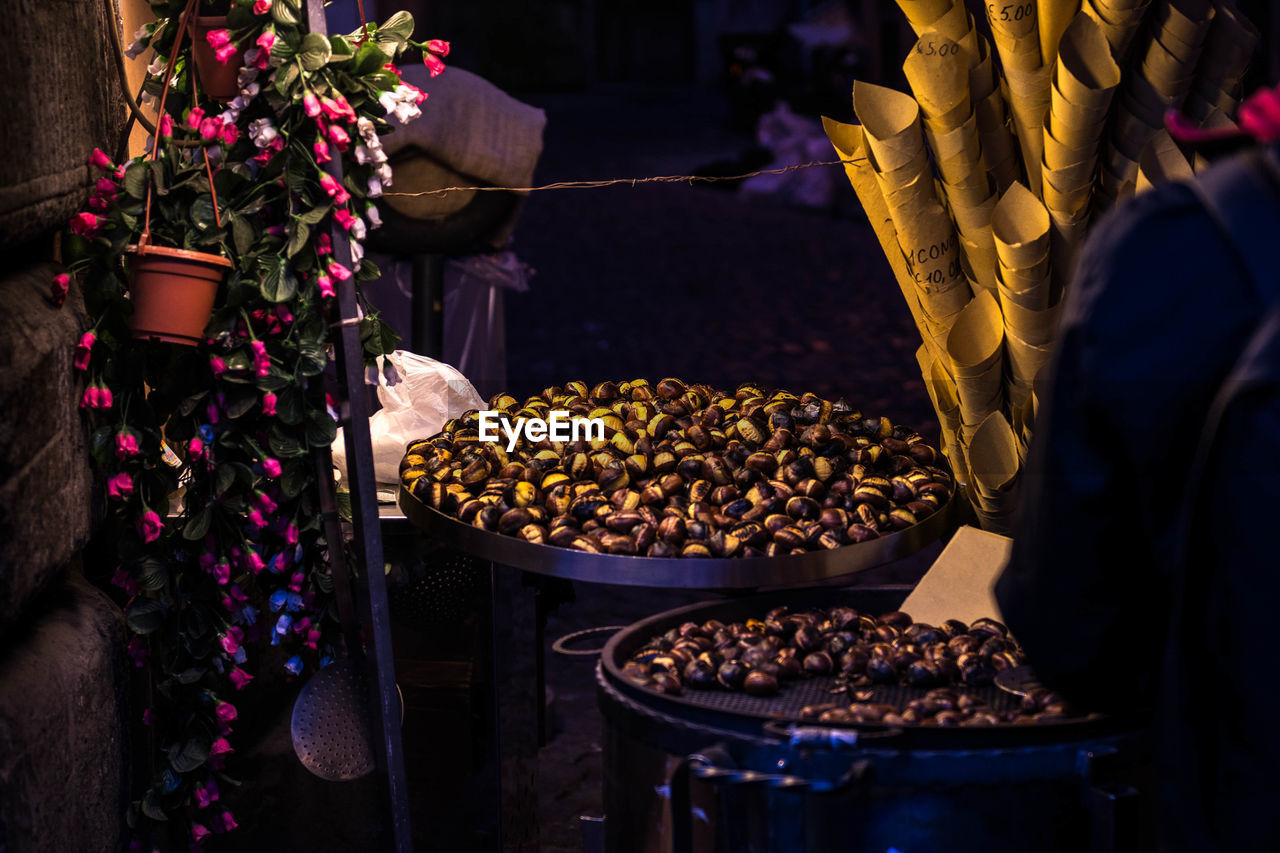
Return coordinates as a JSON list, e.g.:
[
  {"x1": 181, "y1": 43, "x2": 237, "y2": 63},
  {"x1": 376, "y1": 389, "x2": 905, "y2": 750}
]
[{"x1": 305, "y1": 3, "x2": 412, "y2": 850}]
